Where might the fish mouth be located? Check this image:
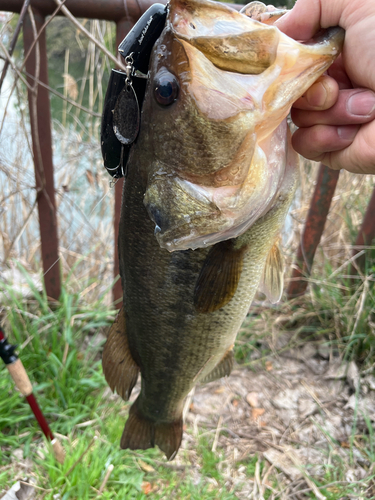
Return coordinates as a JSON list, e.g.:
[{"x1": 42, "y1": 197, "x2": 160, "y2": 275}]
[
  {"x1": 144, "y1": 164, "x2": 279, "y2": 252},
  {"x1": 144, "y1": 172, "x2": 279, "y2": 252},
  {"x1": 144, "y1": 119, "x2": 290, "y2": 252}
]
